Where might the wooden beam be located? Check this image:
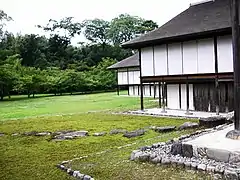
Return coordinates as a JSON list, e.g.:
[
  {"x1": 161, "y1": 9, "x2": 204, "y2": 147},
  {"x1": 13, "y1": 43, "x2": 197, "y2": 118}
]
[
  {"x1": 158, "y1": 82, "x2": 161, "y2": 108},
  {"x1": 186, "y1": 78, "x2": 190, "y2": 114},
  {"x1": 139, "y1": 49, "x2": 144, "y2": 110},
  {"x1": 231, "y1": 0, "x2": 240, "y2": 130},
  {"x1": 127, "y1": 68, "x2": 130, "y2": 96},
  {"x1": 214, "y1": 36, "x2": 220, "y2": 115},
  {"x1": 179, "y1": 84, "x2": 182, "y2": 109}
]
